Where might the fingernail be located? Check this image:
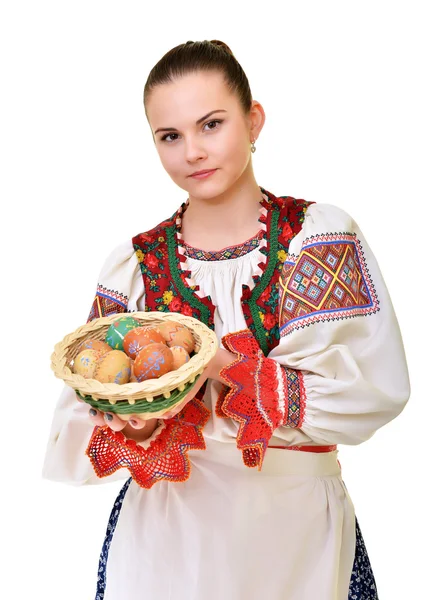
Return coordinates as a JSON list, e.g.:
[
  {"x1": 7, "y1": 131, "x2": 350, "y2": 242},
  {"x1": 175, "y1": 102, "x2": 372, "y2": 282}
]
[
  {"x1": 89, "y1": 408, "x2": 97, "y2": 417},
  {"x1": 104, "y1": 413, "x2": 113, "y2": 421}
]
